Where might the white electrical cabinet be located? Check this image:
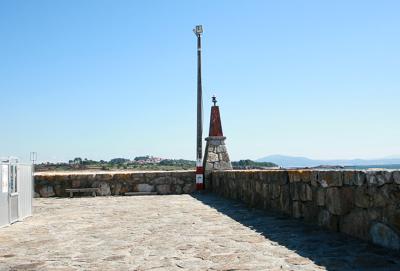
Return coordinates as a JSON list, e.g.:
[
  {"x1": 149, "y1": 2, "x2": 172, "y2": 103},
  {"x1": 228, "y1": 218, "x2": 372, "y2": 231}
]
[{"x1": 0, "y1": 158, "x2": 33, "y2": 228}]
